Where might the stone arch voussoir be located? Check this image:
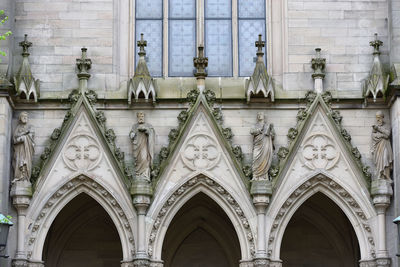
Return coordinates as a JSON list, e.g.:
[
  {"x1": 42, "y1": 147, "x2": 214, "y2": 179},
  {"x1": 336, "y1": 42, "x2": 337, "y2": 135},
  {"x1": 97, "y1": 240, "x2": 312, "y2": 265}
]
[
  {"x1": 26, "y1": 174, "x2": 136, "y2": 263},
  {"x1": 148, "y1": 174, "x2": 256, "y2": 262},
  {"x1": 268, "y1": 173, "x2": 376, "y2": 263}
]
